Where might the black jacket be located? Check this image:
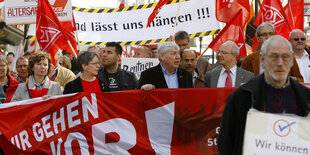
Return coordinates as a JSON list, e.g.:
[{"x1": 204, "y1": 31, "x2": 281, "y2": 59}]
[
  {"x1": 97, "y1": 67, "x2": 138, "y2": 92},
  {"x1": 138, "y1": 64, "x2": 193, "y2": 88},
  {"x1": 218, "y1": 74, "x2": 310, "y2": 155},
  {"x1": 63, "y1": 77, "x2": 108, "y2": 94}
]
